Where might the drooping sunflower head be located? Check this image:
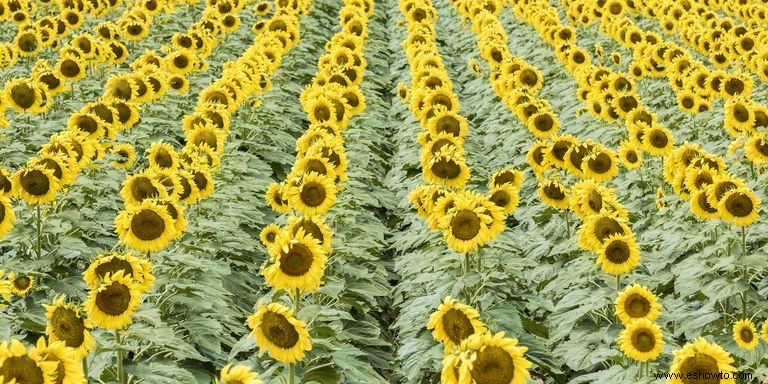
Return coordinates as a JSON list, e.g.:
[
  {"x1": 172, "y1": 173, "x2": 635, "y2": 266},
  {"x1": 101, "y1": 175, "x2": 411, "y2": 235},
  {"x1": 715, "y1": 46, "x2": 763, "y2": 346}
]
[
  {"x1": 0, "y1": 339, "x2": 57, "y2": 384},
  {"x1": 120, "y1": 171, "x2": 169, "y2": 206},
  {"x1": 265, "y1": 182, "x2": 291, "y2": 214},
  {"x1": 689, "y1": 189, "x2": 720, "y2": 221},
  {"x1": 84, "y1": 270, "x2": 141, "y2": 331},
  {"x1": 110, "y1": 143, "x2": 136, "y2": 169},
  {"x1": 114, "y1": 199, "x2": 177, "y2": 253},
  {"x1": 43, "y1": 295, "x2": 95, "y2": 358},
  {"x1": 614, "y1": 283, "x2": 661, "y2": 325},
  {"x1": 718, "y1": 187, "x2": 760, "y2": 227},
  {"x1": 618, "y1": 318, "x2": 664, "y2": 362},
  {"x1": 488, "y1": 167, "x2": 523, "y2": 190},
  {"x1": 538, "y1": 178, "x2": 570, "y2": 210},
  {"x1": 563, "y1": 141, "x2": 597, "y2": 177},
  {"x1": 732, "y1": 319, "x2": 759, "y2": 351},
  {"x1": 83, "y1": 252, "x2": 154, "y2": 293},
  {"x1": 286, "y1": 215, "x2": 332, "y2": 253},
  {"x1": 426, "y1": 296, "x2": 485, "y2": 351},
  {"x1": 247, "y1": 301, "x2": 312, "y2": 364},
  {"x1": 455, "y1": 331, "x2": 532, "y2": 384},
  {"x1": 668, "y1": 338, "x2": 736, "y2": 383},
  {"x1": 35, "y1": 336, "x2": 87, "y2": 384},
  {"x1": 544, "y1": 135, "x2": 578, "y2": 170}
]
